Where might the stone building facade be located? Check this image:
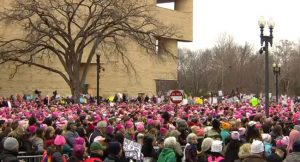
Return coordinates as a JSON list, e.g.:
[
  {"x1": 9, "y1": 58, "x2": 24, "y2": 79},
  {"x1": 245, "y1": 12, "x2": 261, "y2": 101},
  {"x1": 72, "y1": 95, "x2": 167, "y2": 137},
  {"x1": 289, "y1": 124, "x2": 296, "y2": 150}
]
[{"x1": 0, "y1": 0, "x2": 193, "y2": 98}]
